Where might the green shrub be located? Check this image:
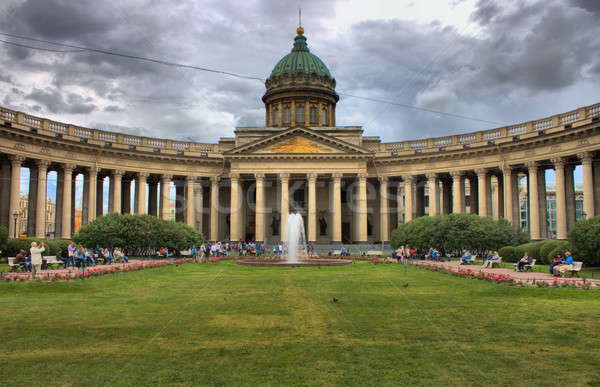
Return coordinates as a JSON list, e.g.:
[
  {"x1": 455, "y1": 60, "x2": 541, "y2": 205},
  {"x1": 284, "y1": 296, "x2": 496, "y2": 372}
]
[
  {"x1": 390, "y1": 213, "x2": 527, "y2": 253},
  {"x1": 539, "y1": 240, "x2": 563, "y2": 264},
  {"x1": 0, "y1": 225, "x2": 8, "y2": 253},
  {"x1": 569, "y1": 216, "x2": 600, "y2": 265},
  {"x1": 4, "y1": 238, "x2": 71, "y2": 257},
  {"x1": 546, "y1": 241, "x2": 572, "y2": 262},
  {"x1": 73, "y1": 213, "x2": 203, "y2": 256},
  {"x1": 516, "y1": 242, "x2": 542, "y2": 261},
  {"x1": 498, "y1": 246, "x2": 519, "y2": 262}
]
